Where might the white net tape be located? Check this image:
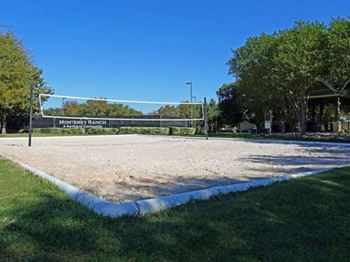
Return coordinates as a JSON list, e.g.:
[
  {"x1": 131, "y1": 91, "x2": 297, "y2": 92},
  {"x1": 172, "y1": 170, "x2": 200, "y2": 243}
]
[{"x1": 39, "y1": 94, "x2": 204, "y2": 121}]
